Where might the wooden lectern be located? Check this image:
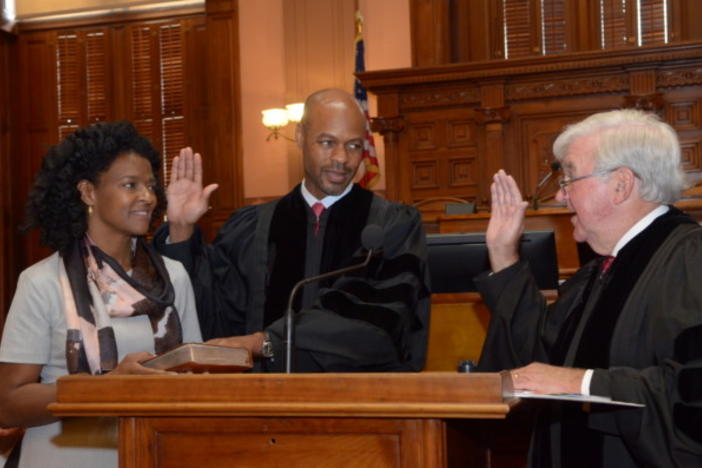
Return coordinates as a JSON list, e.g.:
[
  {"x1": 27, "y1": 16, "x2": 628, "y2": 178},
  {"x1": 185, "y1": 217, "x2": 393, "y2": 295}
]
[{"x1": 50, "y1": 372, "x2": 519, "y2": 468}]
